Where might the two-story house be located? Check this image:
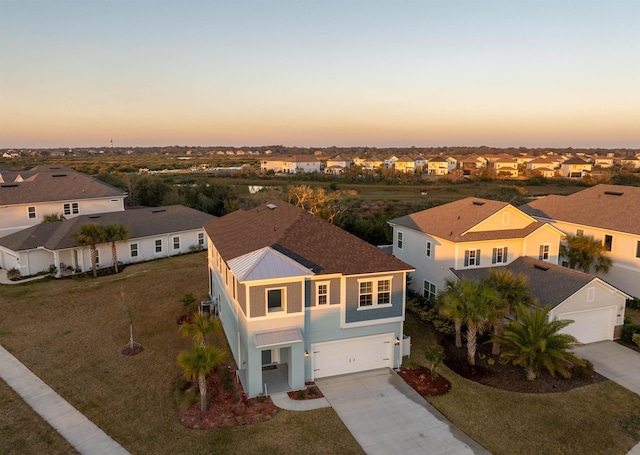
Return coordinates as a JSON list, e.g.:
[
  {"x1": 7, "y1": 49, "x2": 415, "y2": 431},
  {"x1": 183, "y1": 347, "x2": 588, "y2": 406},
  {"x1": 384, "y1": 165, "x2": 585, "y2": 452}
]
[
  {"x1": 493, "y1": 159, "x2": 519, "y2": 178},
  {"x1": 260, "y1": 156, "x2": 322, "y2": 174},
  {"x1": 388, "y1": 198, "x2": 564, "y2": 301},
  {"x1": 203, "y1": 201, "x2": 413, "y2": 397},
  {"x1": 394, "y1": 156, "x2": 417, "y2": 174},
  {"x1": 520, "y1": 184, "x2": 640, "y2": 298},
  {"x1": 0, "y1": 165, "x2": 126, "y2": 238},
  {"x1": 559, "y1": 157, "x2": 592, "y2": 178},
  {"x1": 324, "y1": 156, "x2": 351, "y2": 174}
]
